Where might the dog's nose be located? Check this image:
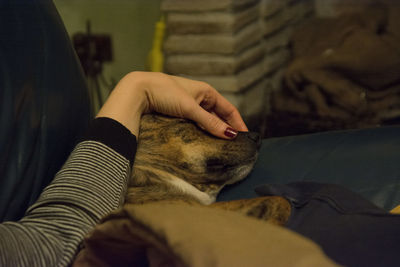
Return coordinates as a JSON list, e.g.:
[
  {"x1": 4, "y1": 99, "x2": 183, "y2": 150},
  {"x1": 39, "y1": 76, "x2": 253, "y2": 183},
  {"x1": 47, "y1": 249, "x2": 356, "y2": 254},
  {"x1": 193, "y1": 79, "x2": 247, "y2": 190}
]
[{"x1": 247, "y1": 132, "x2": 261, "y2": 148}]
